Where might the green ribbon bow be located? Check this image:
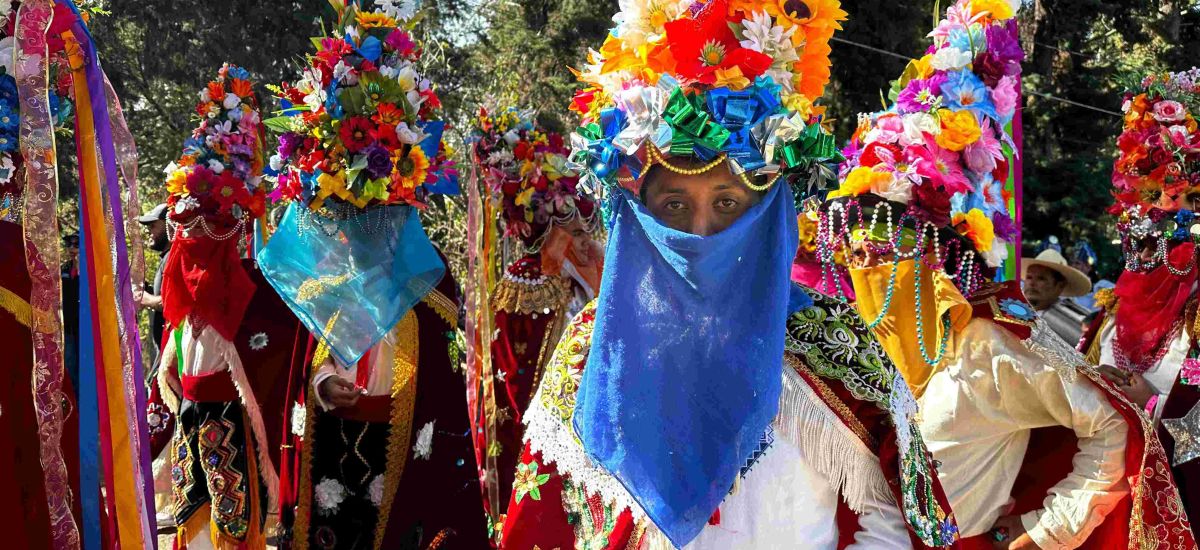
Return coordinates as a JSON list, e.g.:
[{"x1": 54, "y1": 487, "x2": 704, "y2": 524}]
[{"x1": 662, "y1": 88, "x2": 730, "y2": 156}]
